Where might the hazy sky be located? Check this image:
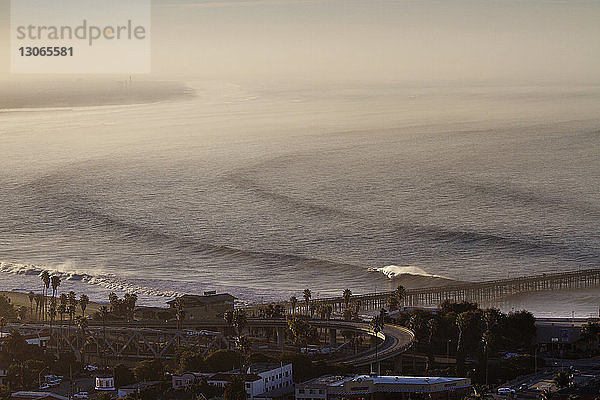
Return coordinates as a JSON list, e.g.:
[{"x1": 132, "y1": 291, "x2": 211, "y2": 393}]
[{"x1": 1, "y1": 0, "x2": 600, "y2": 83}]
